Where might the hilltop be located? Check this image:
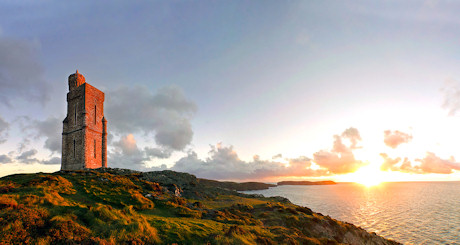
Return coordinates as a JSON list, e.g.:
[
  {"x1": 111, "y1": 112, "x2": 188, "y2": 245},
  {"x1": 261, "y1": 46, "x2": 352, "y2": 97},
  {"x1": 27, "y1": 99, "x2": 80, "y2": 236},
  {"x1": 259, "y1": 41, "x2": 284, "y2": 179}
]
[{"x1": 0, "y1": 168, "x2": 399, "y2": 244}]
